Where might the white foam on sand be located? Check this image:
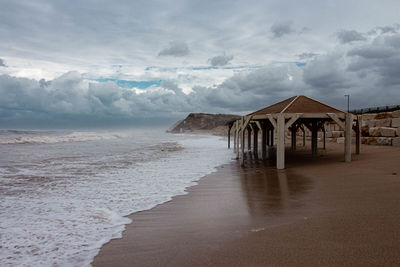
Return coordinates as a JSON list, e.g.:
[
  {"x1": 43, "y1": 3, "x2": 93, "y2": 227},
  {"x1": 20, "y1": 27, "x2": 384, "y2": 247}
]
[{"x1": 0, "y1": 133, "x2": 233, "y2": 266}]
